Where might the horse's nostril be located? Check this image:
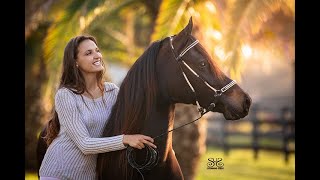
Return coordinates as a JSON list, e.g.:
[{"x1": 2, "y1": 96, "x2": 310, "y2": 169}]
[
  {"x1": 246, "y1": 95, "x2": 252, "y2": 107},
  {"x1": 244, "y1": 95, "x2": 252, "y2": 112}
]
